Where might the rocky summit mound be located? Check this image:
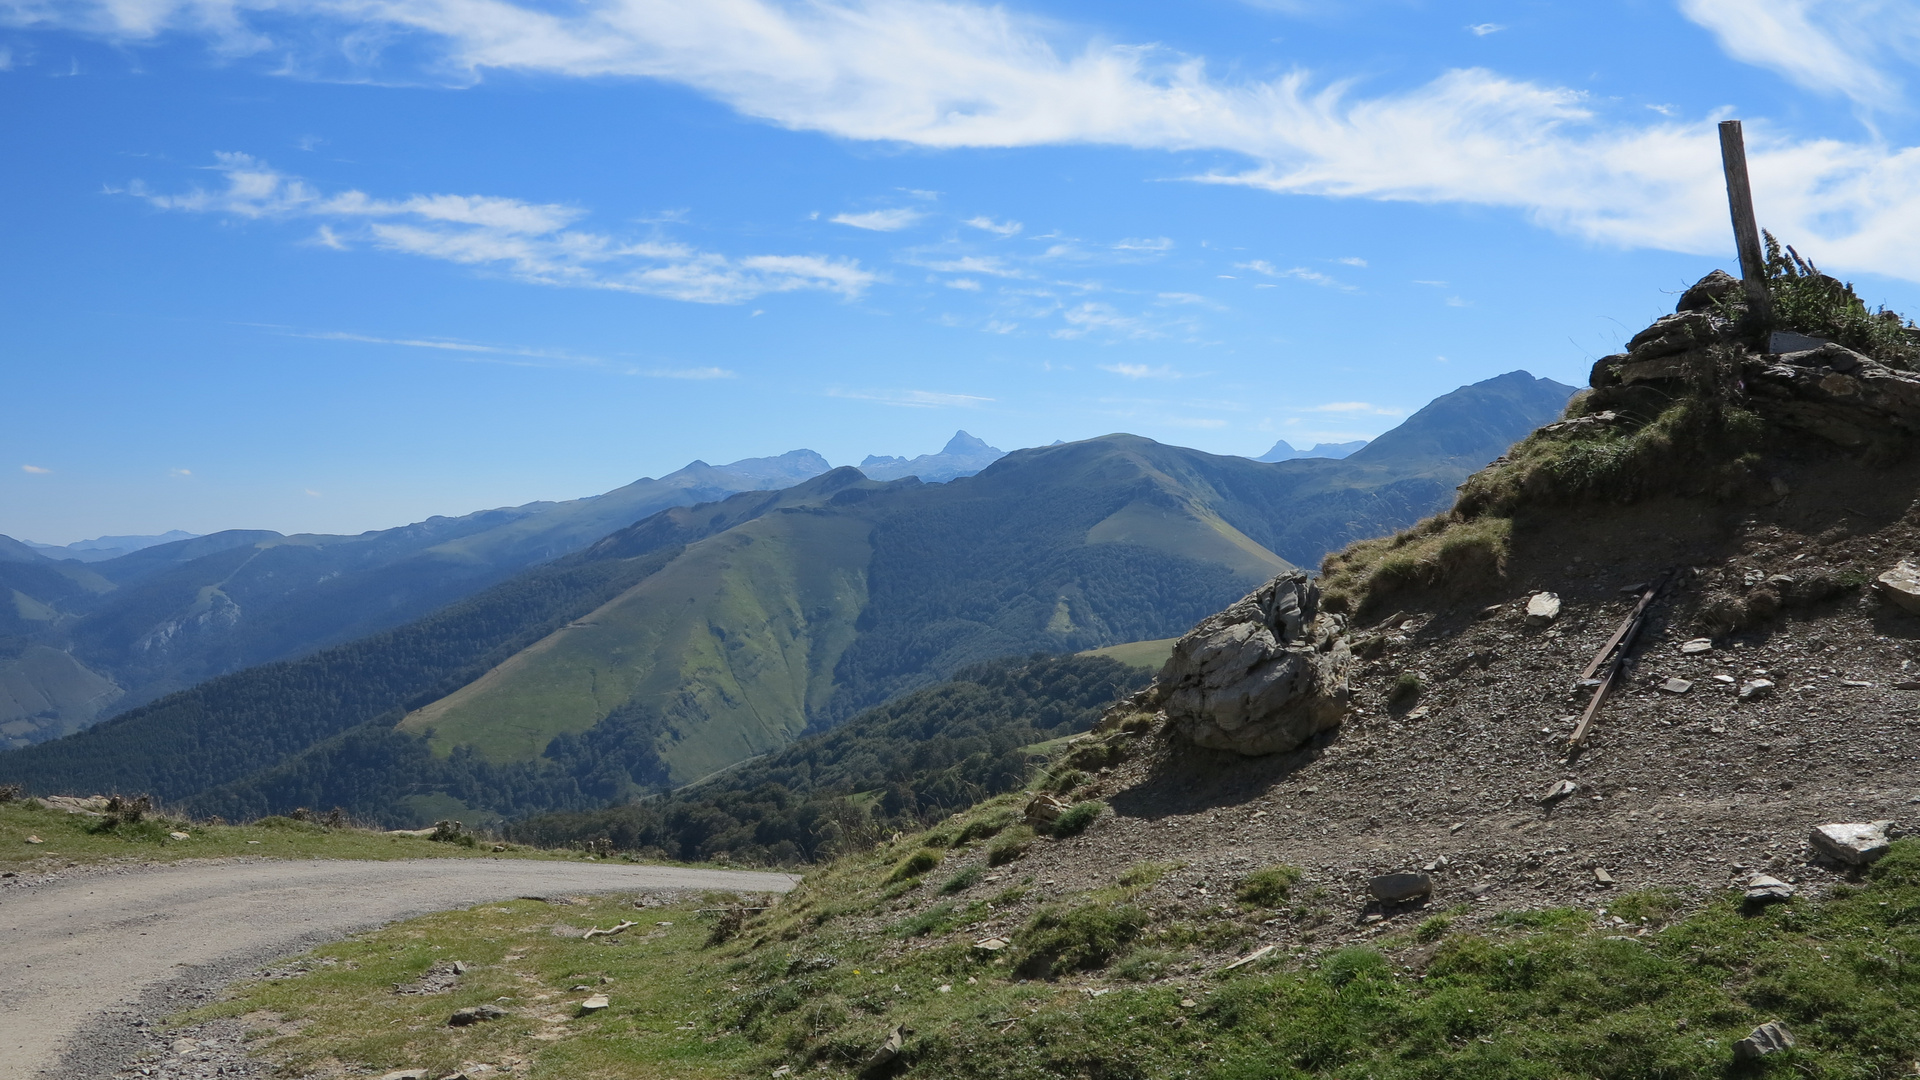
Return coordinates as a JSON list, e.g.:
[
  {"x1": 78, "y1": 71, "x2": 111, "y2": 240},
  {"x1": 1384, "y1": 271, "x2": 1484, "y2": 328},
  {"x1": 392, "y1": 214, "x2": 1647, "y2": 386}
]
[{"x1": 943, "y1": 262, "x2": 1920, "y2": 959}]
